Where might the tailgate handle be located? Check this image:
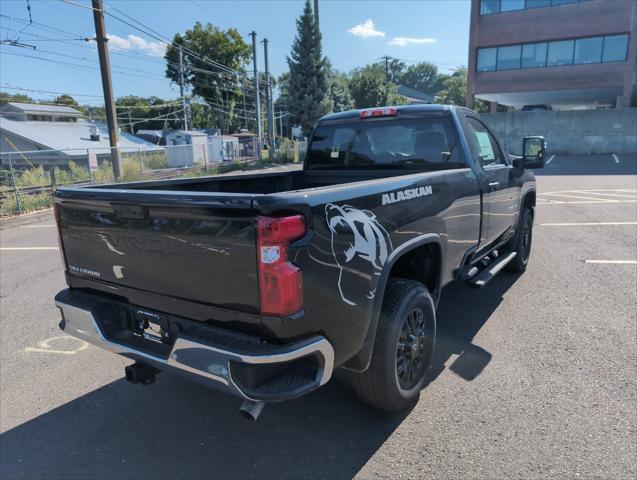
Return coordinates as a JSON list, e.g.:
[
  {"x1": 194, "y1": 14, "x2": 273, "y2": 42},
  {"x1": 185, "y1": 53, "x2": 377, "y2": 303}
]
[{"x1": 113, "y1": 204, "x2": 147, "y2": 220}]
